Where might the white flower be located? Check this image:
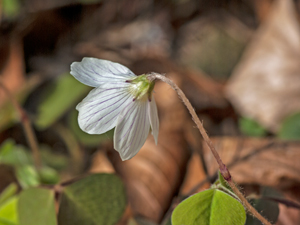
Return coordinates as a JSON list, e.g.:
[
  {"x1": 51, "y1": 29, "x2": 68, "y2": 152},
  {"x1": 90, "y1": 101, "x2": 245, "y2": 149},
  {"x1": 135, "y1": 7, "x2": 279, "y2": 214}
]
[{"x1": 70, "y1": 57, "x2": 159, "y2": 160}]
